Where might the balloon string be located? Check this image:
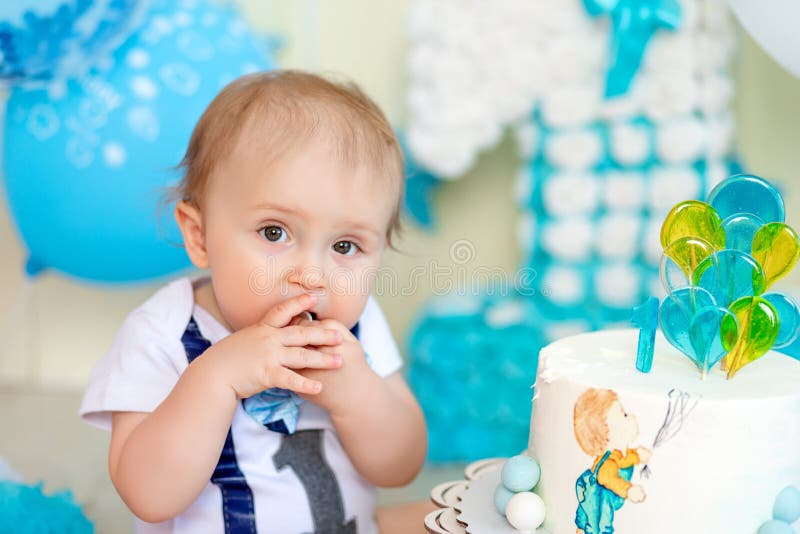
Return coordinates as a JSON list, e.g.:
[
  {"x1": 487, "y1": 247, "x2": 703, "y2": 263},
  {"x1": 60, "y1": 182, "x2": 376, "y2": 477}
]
[{"x1": 641, "y1": 389, "x2": 699, "y2": 479}]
